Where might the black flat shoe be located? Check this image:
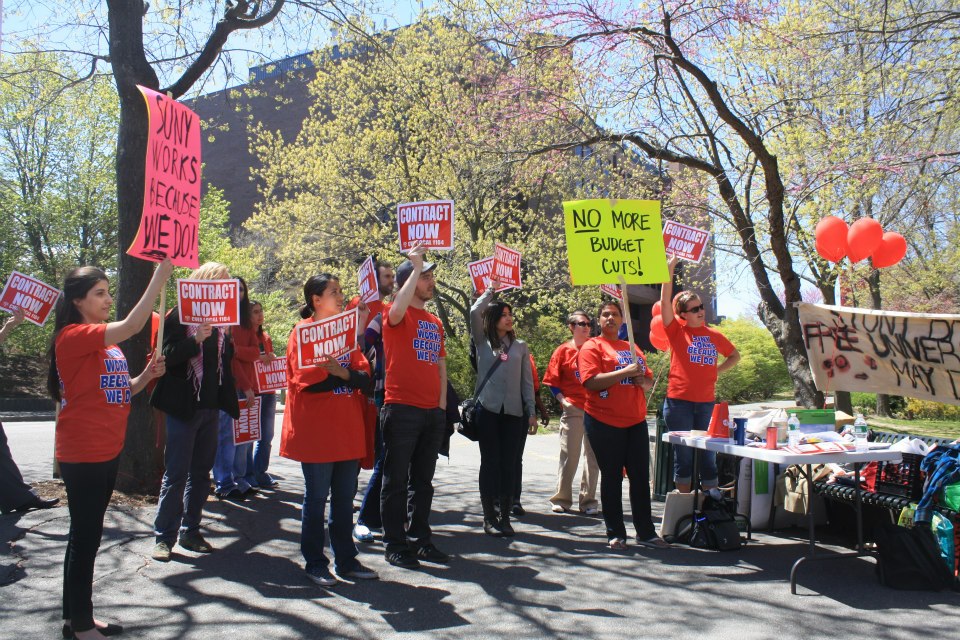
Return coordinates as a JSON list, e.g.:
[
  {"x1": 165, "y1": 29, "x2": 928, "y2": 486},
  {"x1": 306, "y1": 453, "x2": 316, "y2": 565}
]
[
  {"x1": 63, "y1": 622, "x2": 123, "y2": 637},
  {"x1": 11, "y1": 497, "x2": 59, "y2": 514}
]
